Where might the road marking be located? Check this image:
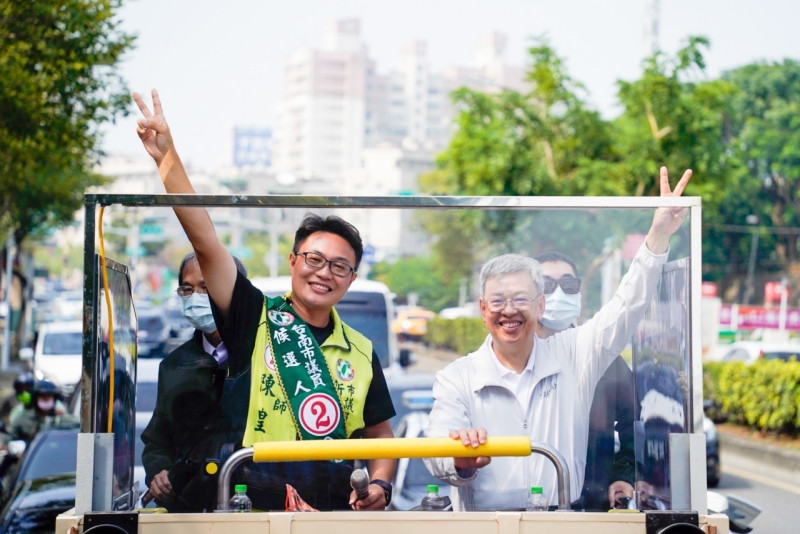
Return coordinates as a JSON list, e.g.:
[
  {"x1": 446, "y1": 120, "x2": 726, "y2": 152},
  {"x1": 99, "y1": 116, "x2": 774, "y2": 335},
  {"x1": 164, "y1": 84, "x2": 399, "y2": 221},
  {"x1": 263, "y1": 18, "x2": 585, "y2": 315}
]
[{"x1": 722, "y1": 464, "x2": 800, "y2": 495}]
